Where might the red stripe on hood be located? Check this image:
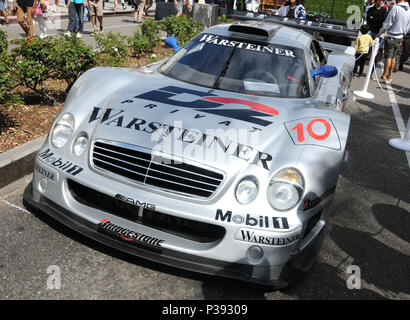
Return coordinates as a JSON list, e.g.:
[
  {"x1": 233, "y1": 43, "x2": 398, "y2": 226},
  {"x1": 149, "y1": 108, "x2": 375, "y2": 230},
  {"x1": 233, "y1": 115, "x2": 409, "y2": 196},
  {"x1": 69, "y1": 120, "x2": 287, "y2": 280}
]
[{"x1": 202, "y1": 97, "x2": 279, "y2": 116}]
